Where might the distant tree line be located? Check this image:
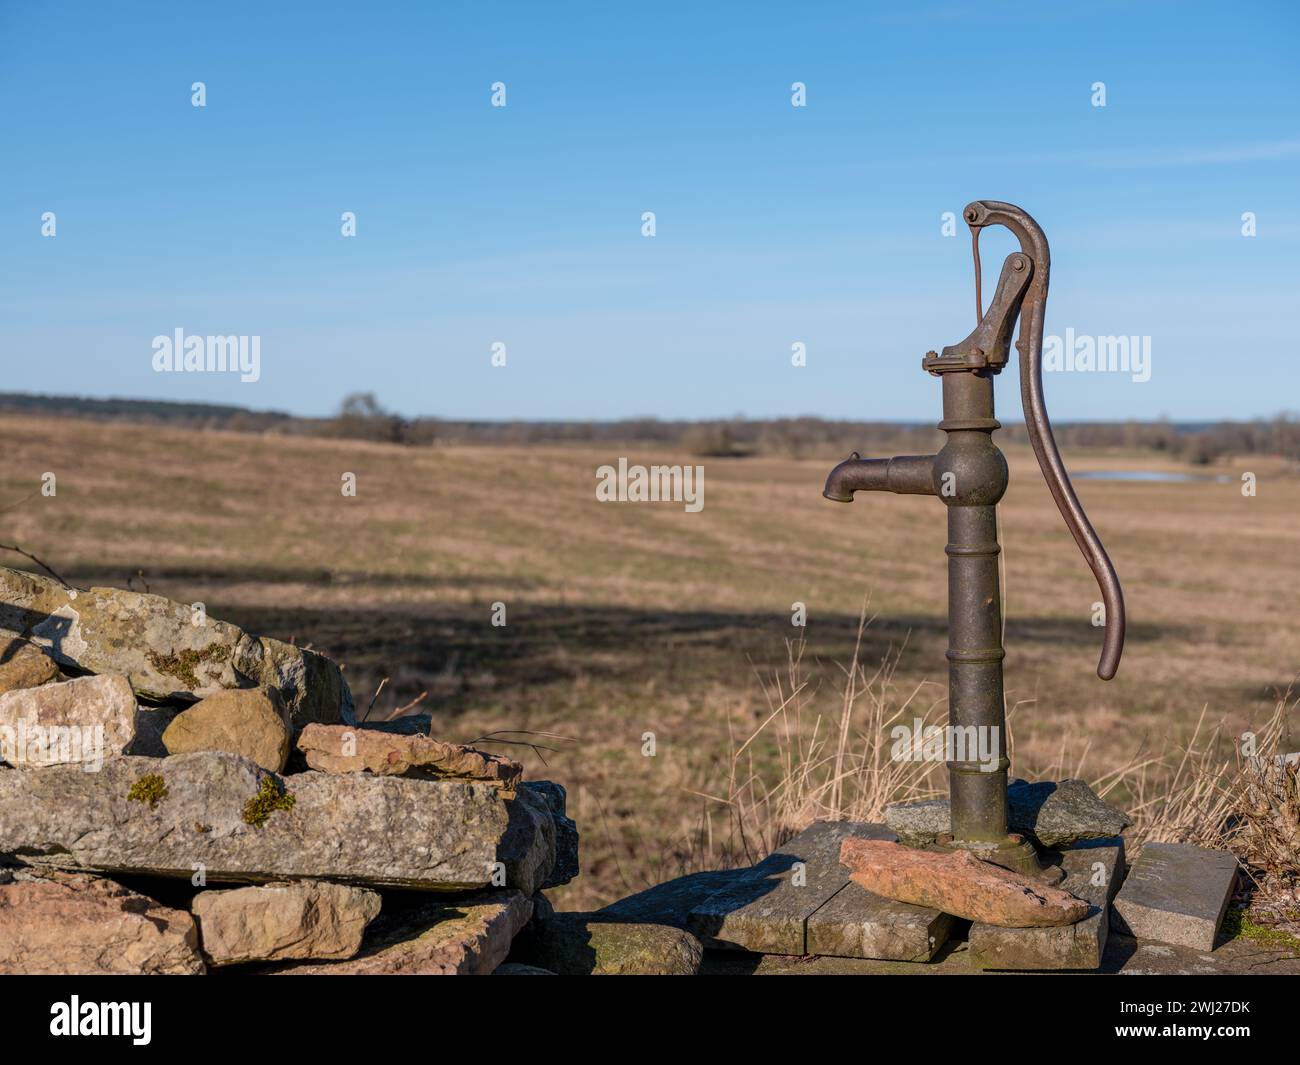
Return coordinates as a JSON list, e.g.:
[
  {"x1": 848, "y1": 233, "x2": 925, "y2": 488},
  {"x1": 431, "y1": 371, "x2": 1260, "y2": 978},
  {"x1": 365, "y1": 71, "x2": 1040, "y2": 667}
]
[
  {"x1": 999, "y1": 417, "x2": 1300, "y2": 465},
  {"x1": 0, "y1": 392, "x2": 293, "y2": 431},
  {"x1": 301, "y1": 402, "x2": 1300, "y2": 467},
  {"x1": 3, "y1": 391, "x2": 1297, "y2": 464},
  {"x1": 309, "y1": 400, "x2": 1300, "y2": 465}
]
